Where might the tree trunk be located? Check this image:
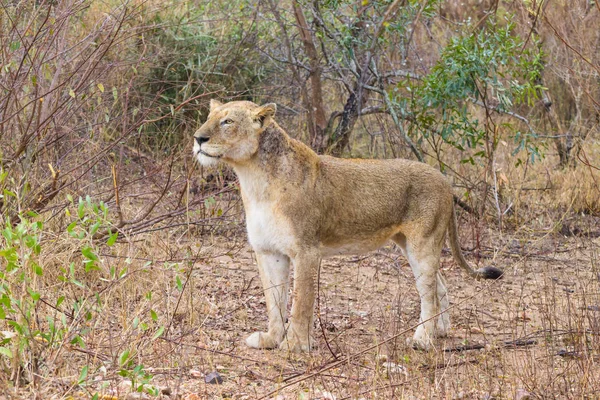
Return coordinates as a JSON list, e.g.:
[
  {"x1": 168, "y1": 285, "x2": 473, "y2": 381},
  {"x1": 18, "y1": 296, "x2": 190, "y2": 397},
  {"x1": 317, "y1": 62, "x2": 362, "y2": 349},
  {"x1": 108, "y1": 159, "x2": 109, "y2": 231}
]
[
  {"x1": 542, "y1": 91, "x2": 575, "y2": 168},
  {"x1": 328, "y1": 85, "x2": 370, "y2": 156},
  {"x1": 292, "y1": 1, "x2": 328, "y2": 153}
]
